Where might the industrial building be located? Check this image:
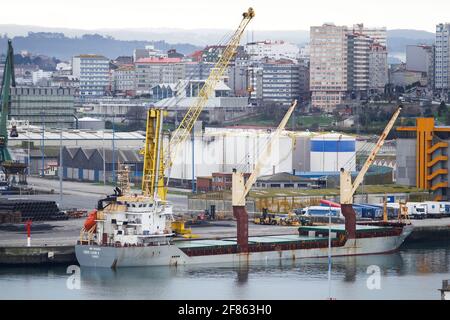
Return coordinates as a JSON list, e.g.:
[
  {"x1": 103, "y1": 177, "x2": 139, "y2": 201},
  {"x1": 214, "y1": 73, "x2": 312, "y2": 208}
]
[
  {"x1": 397, "y1": 117, "x2": 450, "y2": 200},
  {"x1": 8, "y1": 127, "x2": 145, "y2": 149},
  {"x1": 10, "y1": 87, "x2": 76, "y2": 129},
  {"x1": 168, "y1": 127, "x2": 356, "y2": 184}
]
